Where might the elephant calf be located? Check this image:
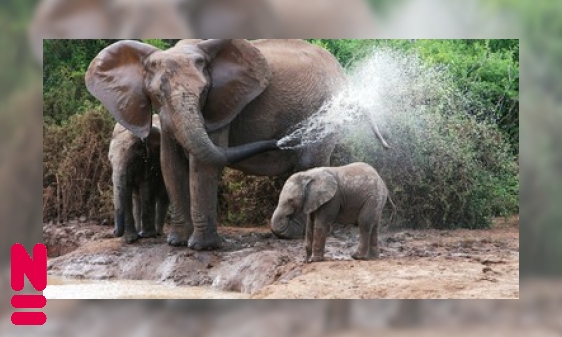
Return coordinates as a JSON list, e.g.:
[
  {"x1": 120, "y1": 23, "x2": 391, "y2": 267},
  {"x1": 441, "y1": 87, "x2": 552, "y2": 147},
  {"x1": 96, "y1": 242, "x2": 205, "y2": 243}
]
[
  {"x1": 108, "y1": 115, "x2": 169, "y2": 243},
  {"x1": 271, "y1": 162, "x2": 389, "y2": 262}
]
